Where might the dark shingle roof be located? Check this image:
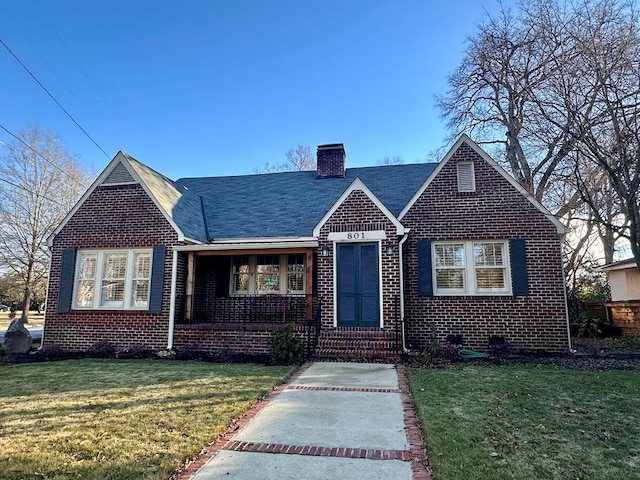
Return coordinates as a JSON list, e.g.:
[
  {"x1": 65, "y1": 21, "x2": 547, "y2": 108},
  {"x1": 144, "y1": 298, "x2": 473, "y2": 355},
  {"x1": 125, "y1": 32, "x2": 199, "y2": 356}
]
[{"x1": 174, "y1": 163, "x2": 436, "y2": 241}]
